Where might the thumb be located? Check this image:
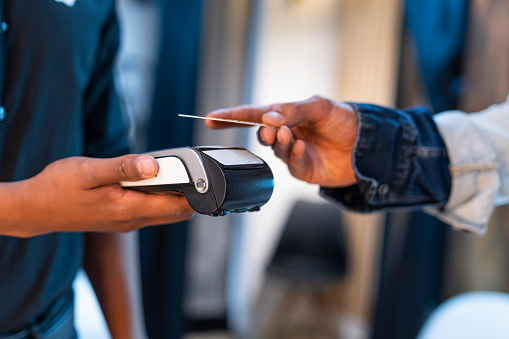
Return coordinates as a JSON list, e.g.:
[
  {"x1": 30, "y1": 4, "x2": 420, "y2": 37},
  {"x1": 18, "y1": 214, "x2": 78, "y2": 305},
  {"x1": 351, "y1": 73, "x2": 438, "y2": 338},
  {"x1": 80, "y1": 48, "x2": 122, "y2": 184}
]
[{"x1": 83, "y1": 155, "x2": 158, "y2": 188}]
